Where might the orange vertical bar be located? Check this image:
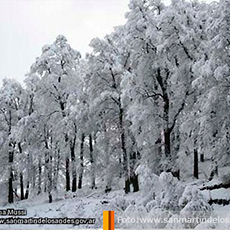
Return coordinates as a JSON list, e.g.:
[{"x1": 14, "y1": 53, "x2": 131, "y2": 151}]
[
  {"x1": 103, "y1": 211, "x2": 115, "y2": 230},
  {"x1": 103, "y1": 211, "x2": 109, "y2": 230},
  {"x1": 110, "y1": 211, "x2": 115, "y2": 230}
]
